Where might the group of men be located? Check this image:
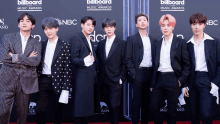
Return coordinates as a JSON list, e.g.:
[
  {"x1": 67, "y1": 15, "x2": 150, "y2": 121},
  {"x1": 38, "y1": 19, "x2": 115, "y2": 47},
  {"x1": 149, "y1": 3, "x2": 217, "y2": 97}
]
[{"x1": 0, "y1": 12, "x2": 219, "y2": 124}]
